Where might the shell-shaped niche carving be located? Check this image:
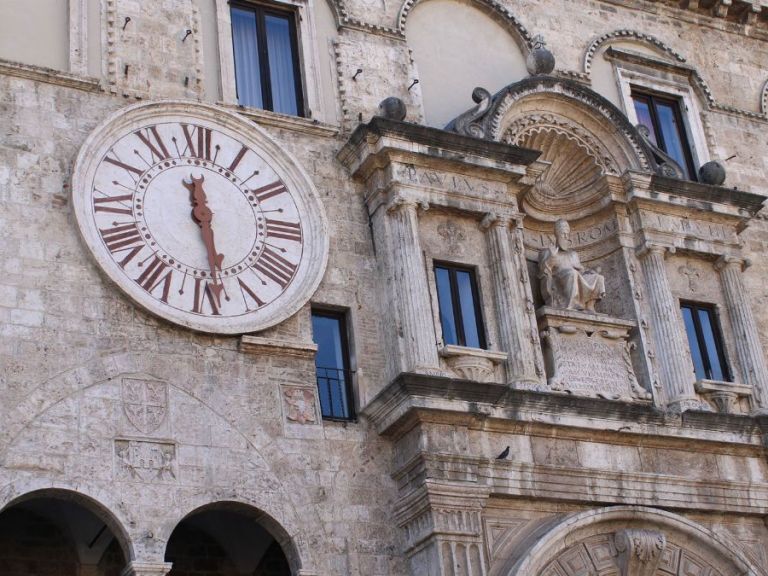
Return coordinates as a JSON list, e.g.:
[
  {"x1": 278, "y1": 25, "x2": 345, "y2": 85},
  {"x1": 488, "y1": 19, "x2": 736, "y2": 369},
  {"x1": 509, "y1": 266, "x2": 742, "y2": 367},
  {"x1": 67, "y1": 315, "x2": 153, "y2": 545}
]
[{"x1": 503, "y1": 114, "x2": 614, "y2": 221}]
